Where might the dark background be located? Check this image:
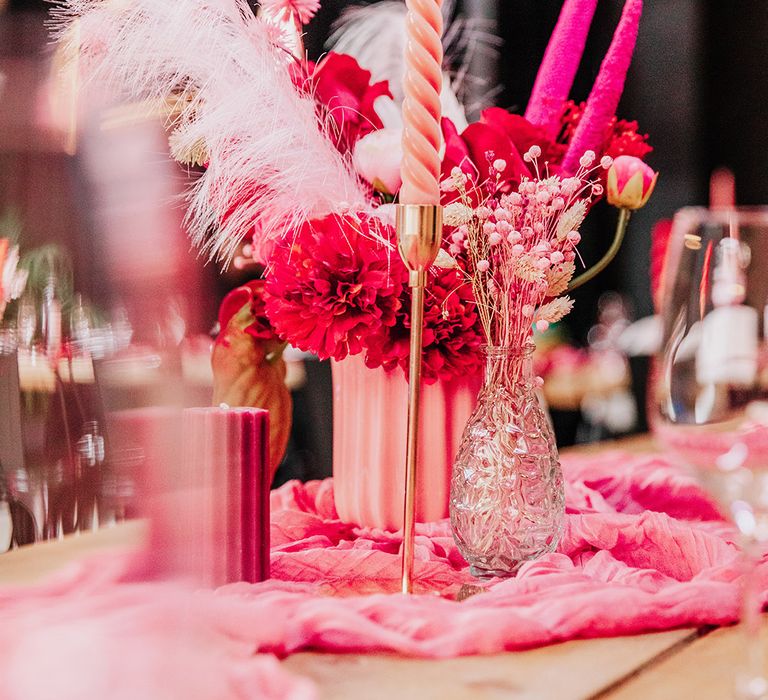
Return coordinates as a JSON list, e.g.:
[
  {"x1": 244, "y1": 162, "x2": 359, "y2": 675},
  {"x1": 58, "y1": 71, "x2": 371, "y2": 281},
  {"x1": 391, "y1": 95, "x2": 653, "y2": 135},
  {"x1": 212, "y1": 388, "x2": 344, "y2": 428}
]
[
  {"x1": 5, "y1": 0, "x2": 767, "y2": 331},
  {"x1": 2, "y1": 0, "x2": 767, "y2": 477}
]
